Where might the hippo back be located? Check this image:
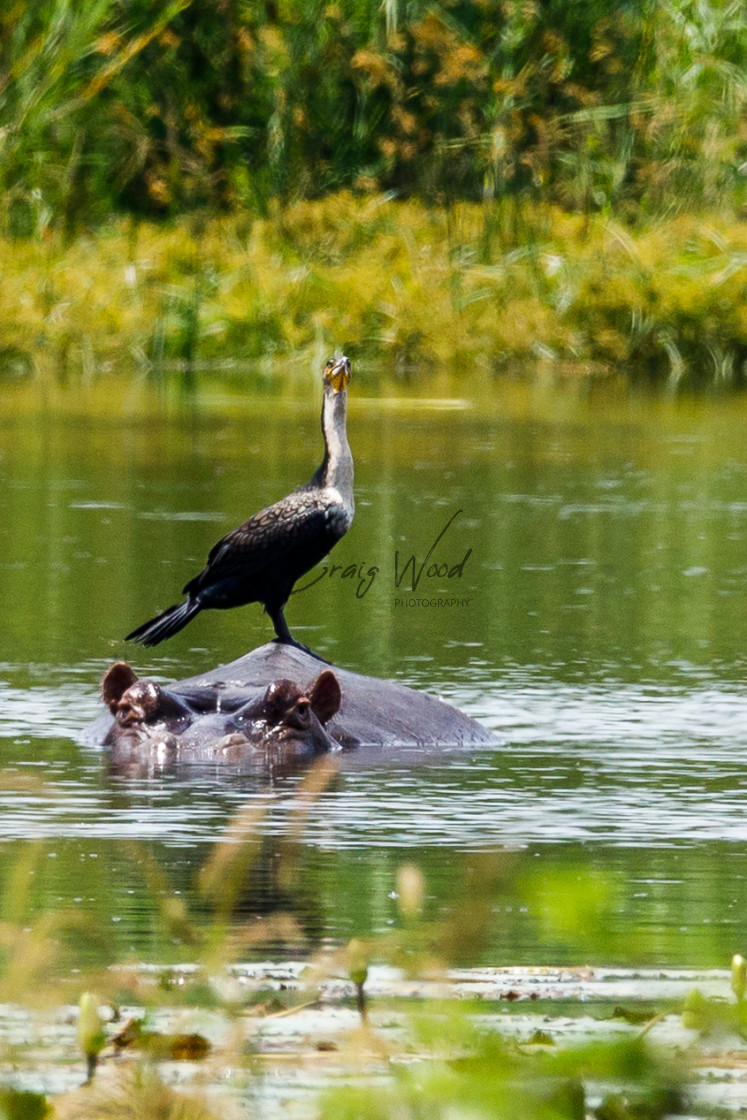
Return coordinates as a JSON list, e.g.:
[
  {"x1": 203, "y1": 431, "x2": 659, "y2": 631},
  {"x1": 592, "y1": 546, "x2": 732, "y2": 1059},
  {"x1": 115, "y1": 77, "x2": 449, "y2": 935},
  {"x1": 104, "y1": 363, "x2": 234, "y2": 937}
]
[
  {"x1": 171, "y1": 643, "x2": 494, "y2": 748},
  {"x1": 84, "y1": 640, "x2": 497, "y2": 752}
]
